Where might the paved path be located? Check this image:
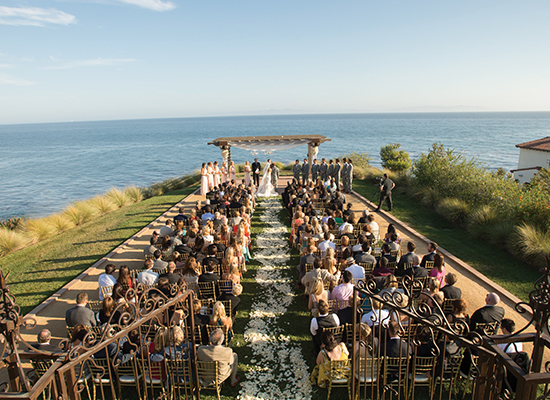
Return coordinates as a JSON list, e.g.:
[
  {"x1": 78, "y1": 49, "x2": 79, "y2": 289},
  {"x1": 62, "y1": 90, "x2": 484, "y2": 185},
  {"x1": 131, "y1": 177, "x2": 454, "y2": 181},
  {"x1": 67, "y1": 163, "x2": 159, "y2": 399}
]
[{"x1": 19, "y1": 175, "x2": 534, "y2": 352}]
